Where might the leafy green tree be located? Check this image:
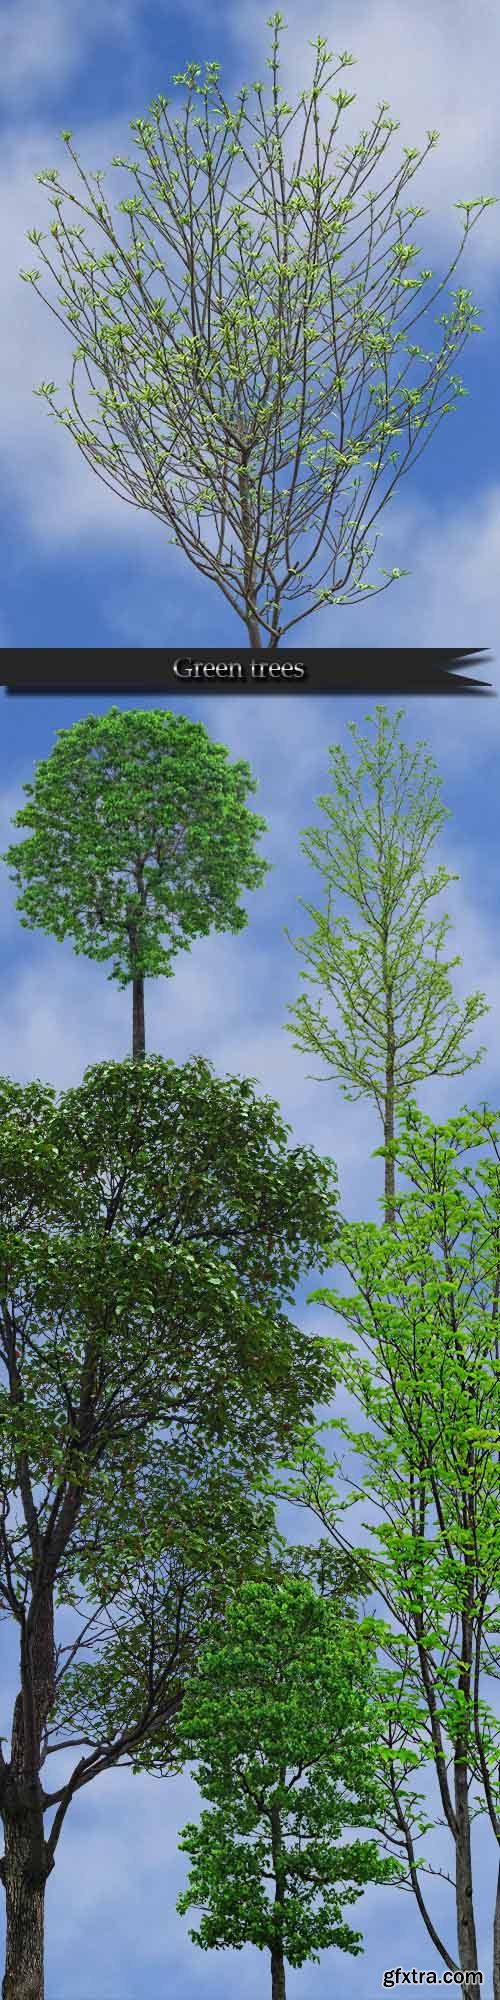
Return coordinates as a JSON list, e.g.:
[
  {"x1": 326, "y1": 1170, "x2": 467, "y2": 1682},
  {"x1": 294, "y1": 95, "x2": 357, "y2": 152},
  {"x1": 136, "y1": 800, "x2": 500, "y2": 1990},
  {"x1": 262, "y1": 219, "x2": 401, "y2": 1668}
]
[
  {"x1": 285, "y1": 706, "x2": 488, "y2": 1223},
  {"x1": 1, "y1": 707, "x2": 269, "y2": 1060},
  {"x1": 19, "y1": 17, "x2": 495, "y2": 645},
  {"x1": 176, "y1": 1575, "x2": 402, "y2": 2000},
  {"x1": 59, "y1": 1535, "x2": 377, "y2": 1793},
  {"x1": 267, "y1": 1101, "x2": 500, "y2": 1995},
  {"x1": 0, "y1": 1052, "x2": 340, "y2": 2000}
]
